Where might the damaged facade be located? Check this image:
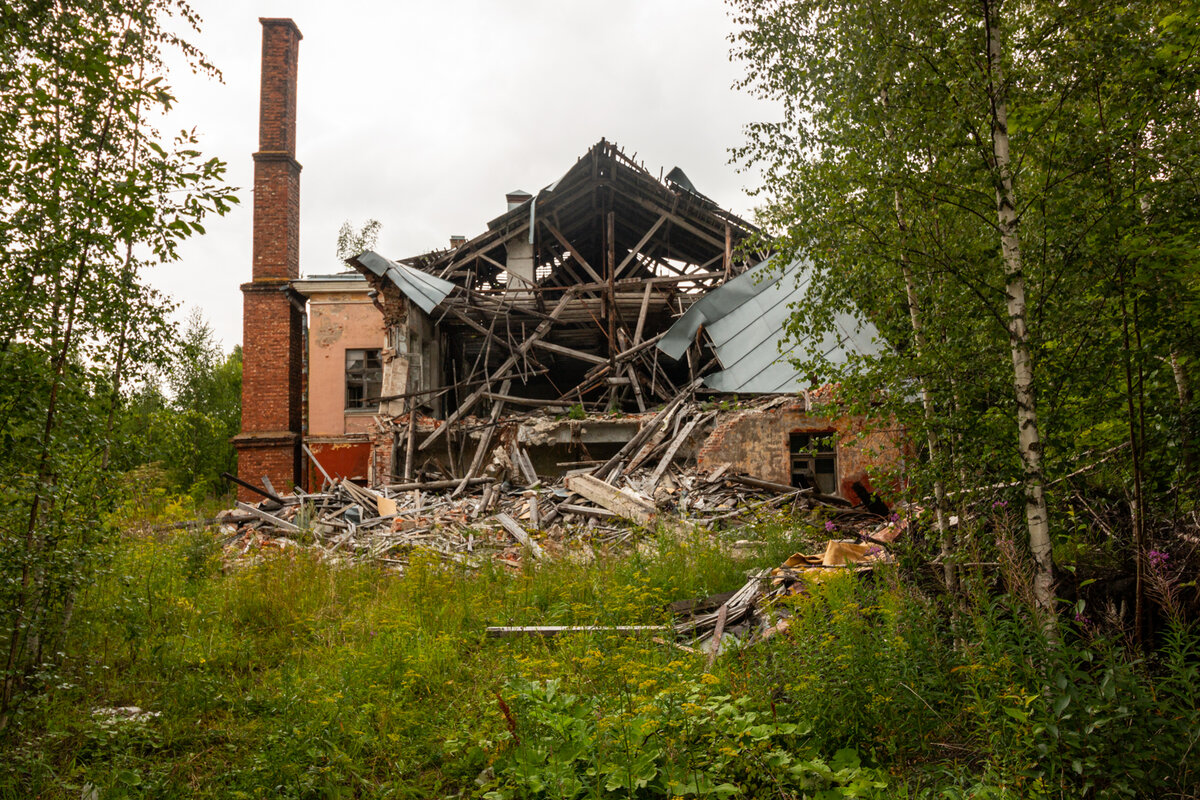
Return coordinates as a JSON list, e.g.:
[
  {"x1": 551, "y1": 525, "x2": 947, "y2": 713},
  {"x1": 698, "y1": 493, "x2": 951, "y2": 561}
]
[{"x1": 233, "y1": 18, "x2": 896, "y2": 506}]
